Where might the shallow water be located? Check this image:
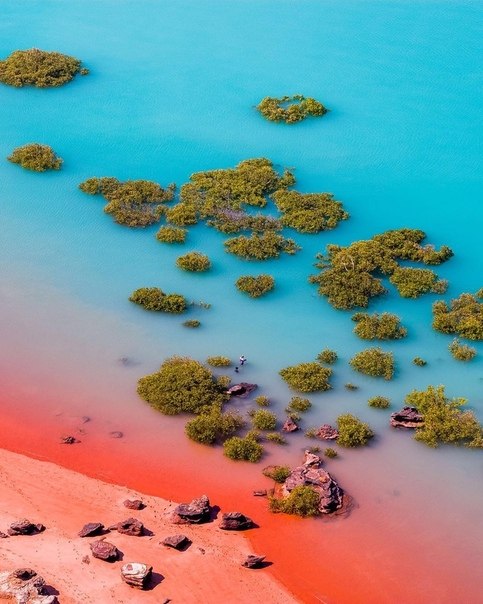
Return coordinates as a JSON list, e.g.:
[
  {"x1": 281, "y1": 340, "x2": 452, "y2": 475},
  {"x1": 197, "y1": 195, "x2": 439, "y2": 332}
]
[{"x1": 1, "y1": 1, "x2": 482, "y2": 602}]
